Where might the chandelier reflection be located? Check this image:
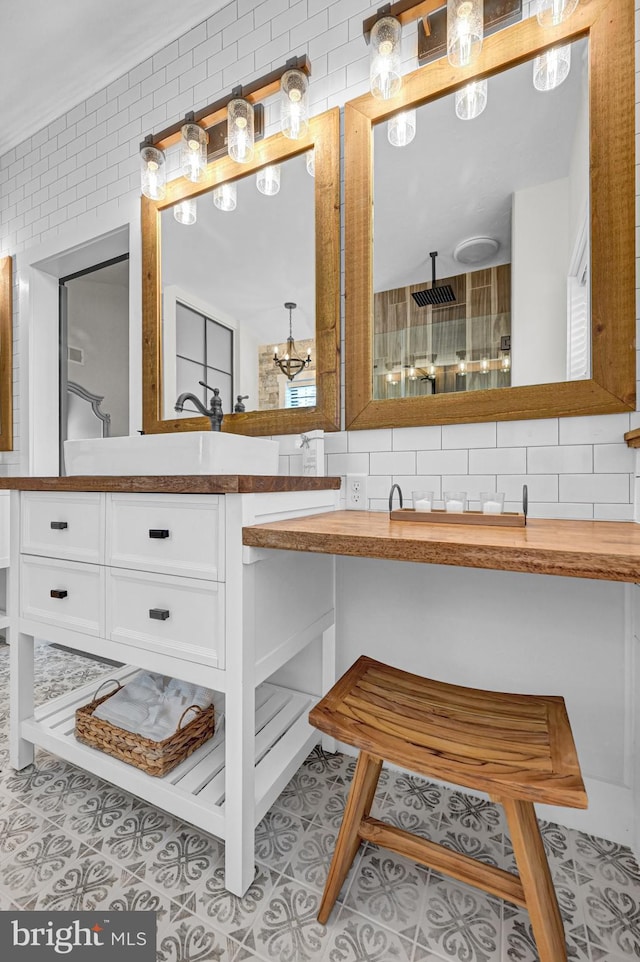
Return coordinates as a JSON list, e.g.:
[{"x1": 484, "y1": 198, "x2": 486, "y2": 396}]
[{"x1": 273, "y1": 302, "x2": 312, "y2": 381}]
